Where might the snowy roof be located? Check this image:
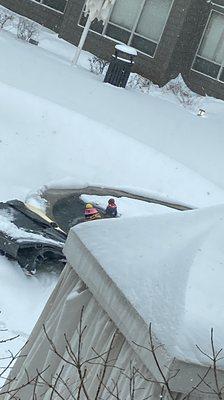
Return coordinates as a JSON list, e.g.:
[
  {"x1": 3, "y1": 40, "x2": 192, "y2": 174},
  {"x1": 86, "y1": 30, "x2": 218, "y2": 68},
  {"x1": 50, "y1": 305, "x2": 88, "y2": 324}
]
[{"x1": 65, "y1": 206, "x2": 224, "y2": 368}]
